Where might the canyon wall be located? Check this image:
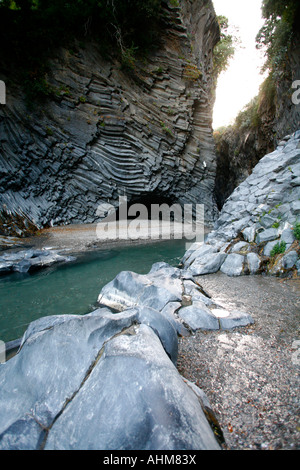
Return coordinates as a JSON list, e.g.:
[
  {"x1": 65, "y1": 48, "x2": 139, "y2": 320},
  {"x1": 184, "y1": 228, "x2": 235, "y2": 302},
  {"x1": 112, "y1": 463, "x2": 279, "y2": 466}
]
[{"x1": 0, "y1": 0, "x2": 220, "y2": 236}]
